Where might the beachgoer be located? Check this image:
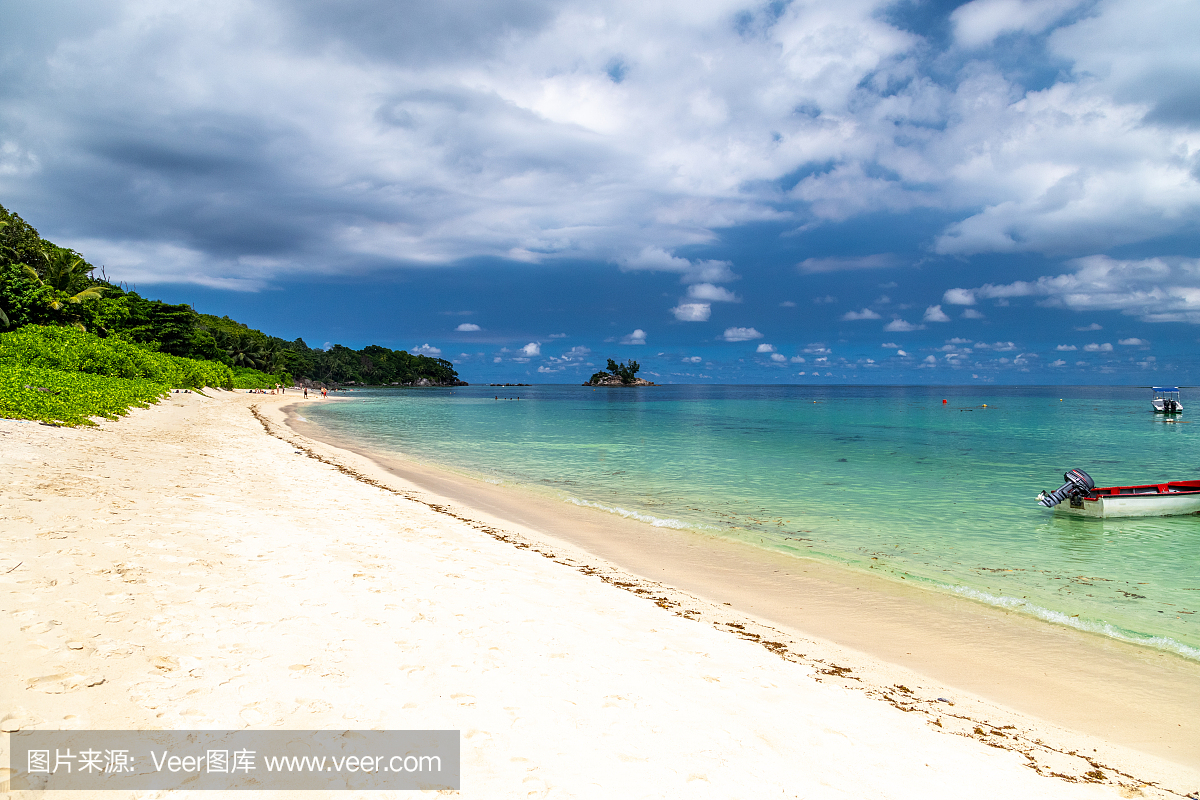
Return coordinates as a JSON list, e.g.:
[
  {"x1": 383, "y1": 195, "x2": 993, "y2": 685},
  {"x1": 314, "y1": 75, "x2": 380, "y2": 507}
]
[{"x1": 304, "y1": 388, "x2": 308, "y2": 398}]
